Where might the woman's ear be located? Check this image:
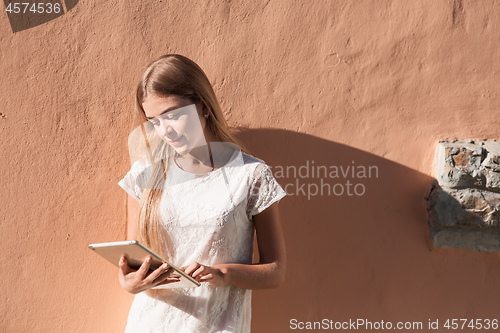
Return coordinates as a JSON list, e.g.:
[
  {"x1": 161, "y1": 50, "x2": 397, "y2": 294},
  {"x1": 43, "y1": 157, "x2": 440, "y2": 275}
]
[{"x1": 201, "y1": 103, "x2": 208, "y2": 113}]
